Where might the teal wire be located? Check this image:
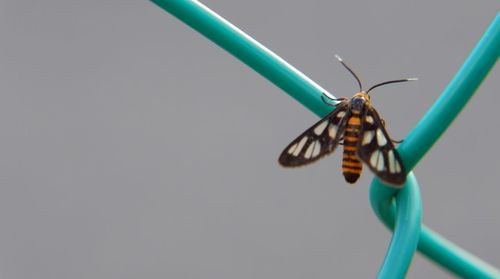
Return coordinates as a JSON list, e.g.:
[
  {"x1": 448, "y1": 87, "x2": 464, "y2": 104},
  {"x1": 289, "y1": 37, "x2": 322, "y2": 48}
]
[
  {"x1": 399, "y1": 11, "x2": 500, "y2": 171},
  {"x1": 150, "y1": 0, "x2": 334, "y2": 118},
  {"x1": 370, "y1": 173, "x2": 421, "y2": 279},
  {"x1": 150, "y1": 1, "x2": 500, "y2": 277},
  {"x1": 371, "y1": 11, "x2": 500, "y2": 278}
]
